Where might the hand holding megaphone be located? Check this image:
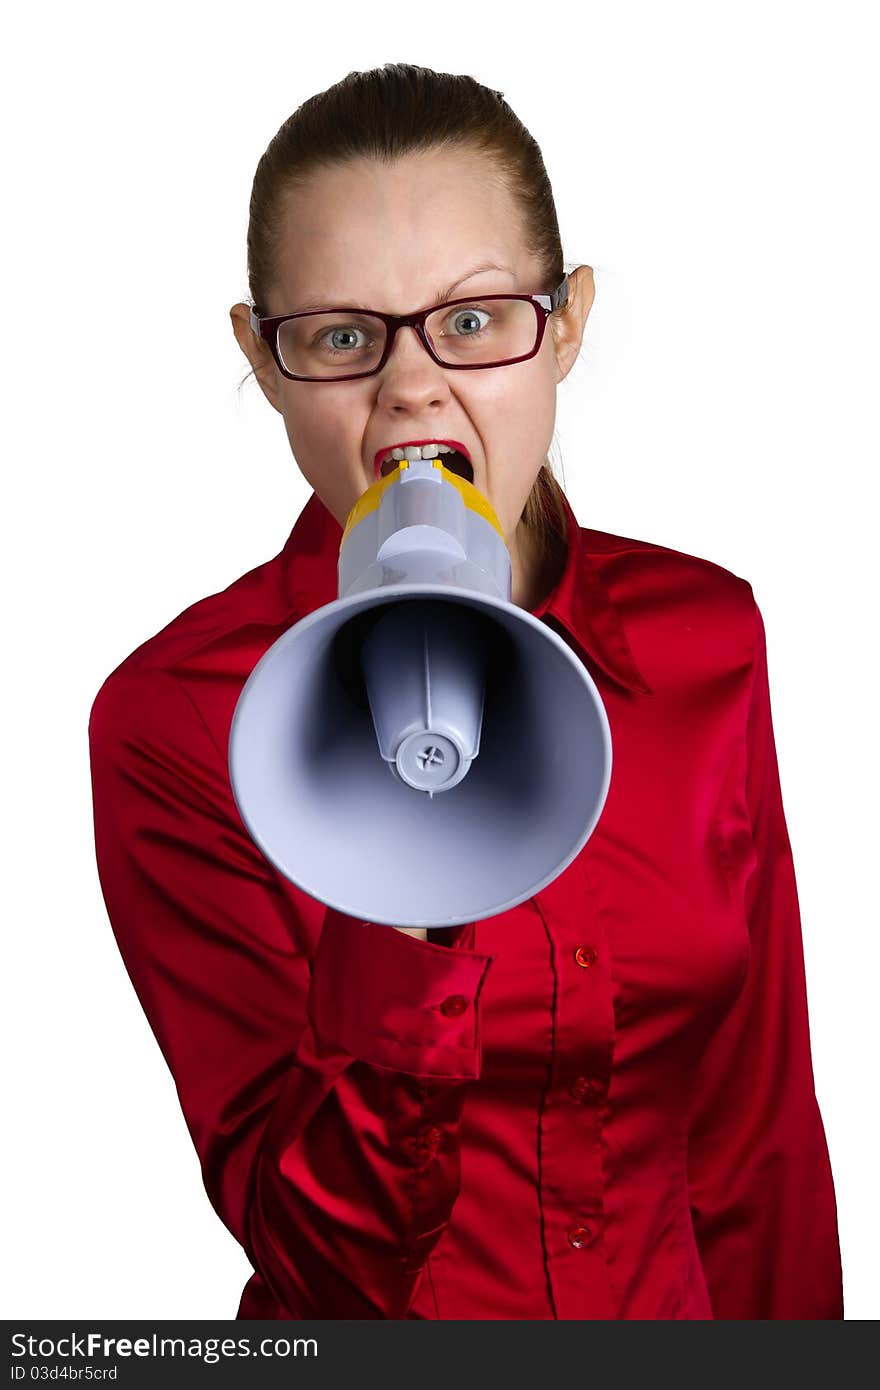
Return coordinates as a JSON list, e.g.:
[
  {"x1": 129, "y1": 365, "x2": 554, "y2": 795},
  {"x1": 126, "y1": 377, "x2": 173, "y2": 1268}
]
[{"x1": 228, "y1": 458, "x2": 612, "y2": 930}]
